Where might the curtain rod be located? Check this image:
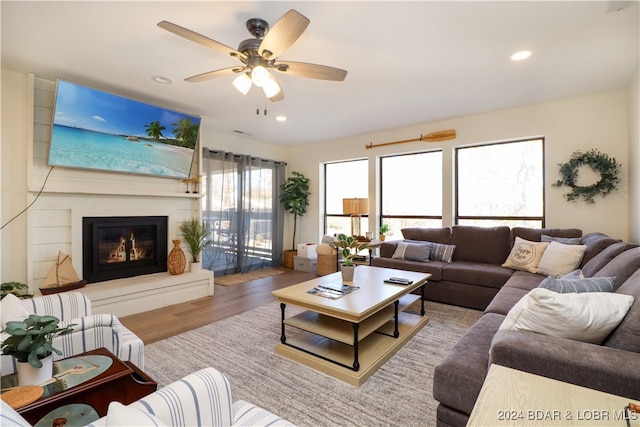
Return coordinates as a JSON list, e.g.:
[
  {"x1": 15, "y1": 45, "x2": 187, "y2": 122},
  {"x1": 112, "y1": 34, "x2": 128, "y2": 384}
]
[{"x1": 203, "y1": 148, "x2": 287, "y2": 166}]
